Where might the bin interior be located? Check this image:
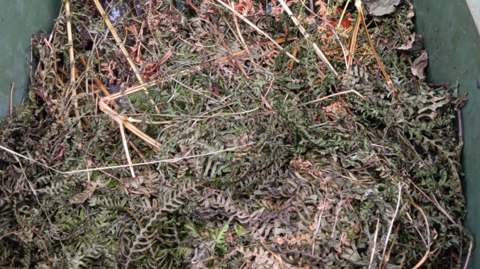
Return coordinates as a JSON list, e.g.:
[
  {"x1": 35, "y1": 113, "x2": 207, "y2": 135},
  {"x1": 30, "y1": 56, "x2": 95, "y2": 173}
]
[
  {"x1": 413, "y1": 0, "x2": 480, "y2": 267},
  {"x1": 1, "y1": 0, "x2": 479, "y2": 267},
  {"x1": 0, "y1": 1, "x2": 60, "y2": 119}
]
